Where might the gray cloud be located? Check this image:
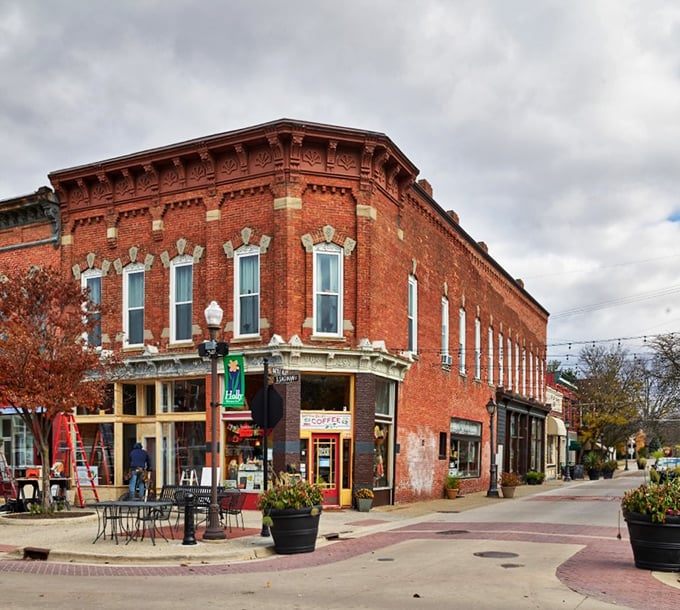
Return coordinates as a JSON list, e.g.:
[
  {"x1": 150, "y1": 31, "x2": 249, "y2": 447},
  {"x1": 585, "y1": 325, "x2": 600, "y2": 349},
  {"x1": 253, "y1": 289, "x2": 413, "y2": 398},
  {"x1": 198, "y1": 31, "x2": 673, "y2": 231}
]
[{"x1": 3, "y1": 0, "x2": 680, "y2": 362}]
